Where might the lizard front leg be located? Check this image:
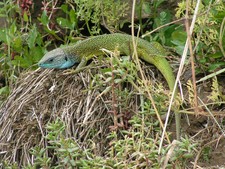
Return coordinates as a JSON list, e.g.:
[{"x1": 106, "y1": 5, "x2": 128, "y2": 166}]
[{"x1": 63, "y1": 55, "x2": 95, "y2": 75}]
